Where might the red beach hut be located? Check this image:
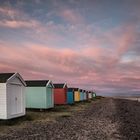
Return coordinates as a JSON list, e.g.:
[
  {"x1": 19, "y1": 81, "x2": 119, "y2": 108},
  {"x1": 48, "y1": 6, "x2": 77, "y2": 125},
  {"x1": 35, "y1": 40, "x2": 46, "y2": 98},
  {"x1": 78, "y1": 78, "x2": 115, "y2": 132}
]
[{"x1": 54, "y1": 83, "x2": 67, "y2": 105}]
